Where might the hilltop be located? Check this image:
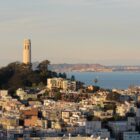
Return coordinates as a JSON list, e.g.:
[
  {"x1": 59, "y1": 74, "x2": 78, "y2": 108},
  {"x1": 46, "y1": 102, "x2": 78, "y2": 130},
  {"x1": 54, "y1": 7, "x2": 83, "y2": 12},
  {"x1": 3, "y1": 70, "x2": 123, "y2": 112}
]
[{"x1": 0, "y1": 60, "x2": 66, "y2": 94}]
